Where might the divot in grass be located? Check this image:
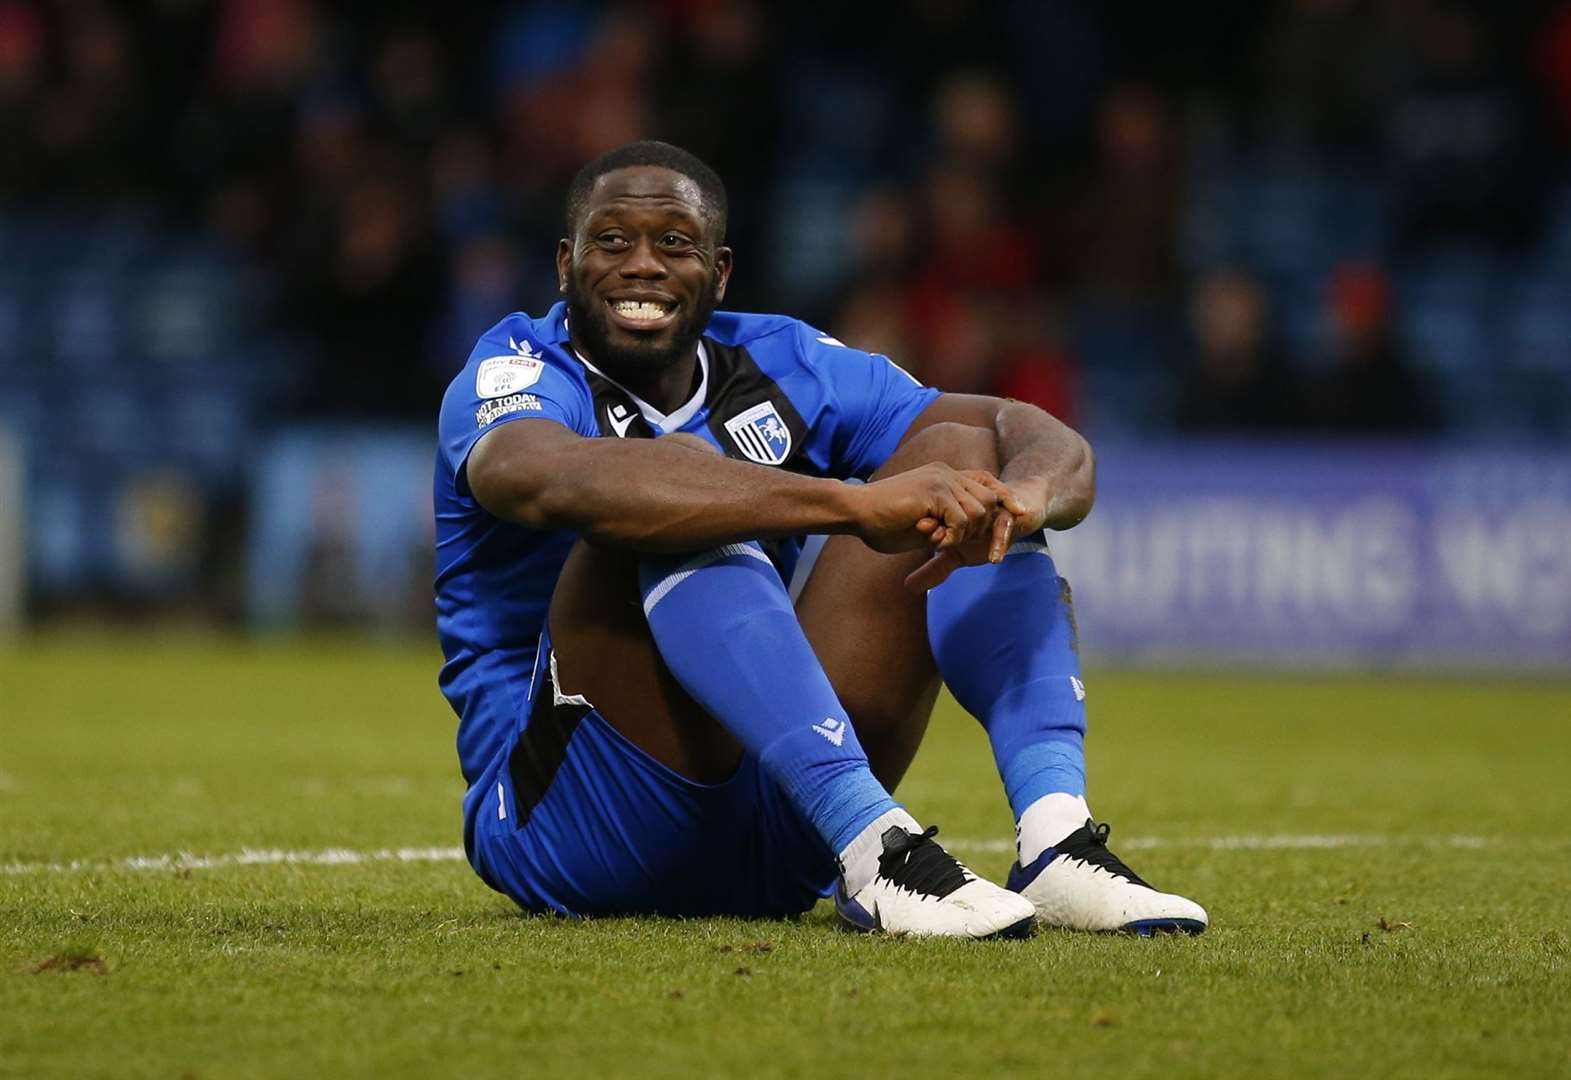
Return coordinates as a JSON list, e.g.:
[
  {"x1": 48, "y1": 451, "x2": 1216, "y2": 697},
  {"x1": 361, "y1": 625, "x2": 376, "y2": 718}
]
[{"x1": 27, "y1": 944, "x2": 108, "y2": 975}]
